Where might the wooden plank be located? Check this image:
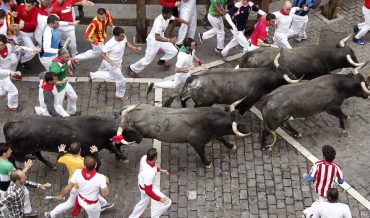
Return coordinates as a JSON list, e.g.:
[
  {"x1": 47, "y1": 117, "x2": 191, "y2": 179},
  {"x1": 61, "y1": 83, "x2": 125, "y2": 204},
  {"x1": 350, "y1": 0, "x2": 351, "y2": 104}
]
[{"x1": 136, "y1": 0, "x2": 147, "y2": 43}]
